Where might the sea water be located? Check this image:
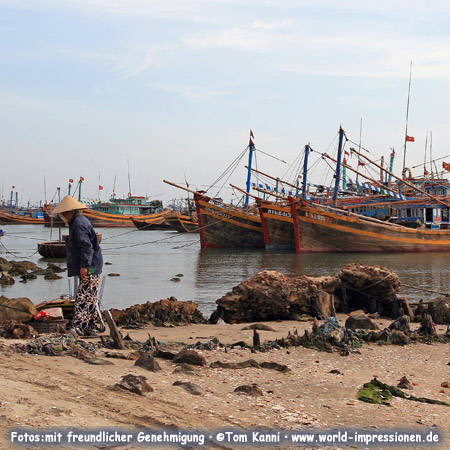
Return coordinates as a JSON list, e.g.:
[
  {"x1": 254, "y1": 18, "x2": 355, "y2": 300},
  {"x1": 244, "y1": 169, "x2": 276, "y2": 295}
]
[{"x1": 1, "y1": 225, "x2": 450, "y2": 318}]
